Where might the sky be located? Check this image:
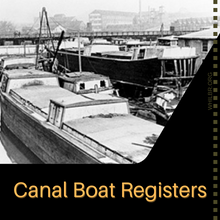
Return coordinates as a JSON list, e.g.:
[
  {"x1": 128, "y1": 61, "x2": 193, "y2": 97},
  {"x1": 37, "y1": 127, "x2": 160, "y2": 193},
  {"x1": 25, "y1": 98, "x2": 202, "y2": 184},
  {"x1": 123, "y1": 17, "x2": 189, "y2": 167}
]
[{"x1": 0, "y1": 0, "x2": 215, "y2": 24}]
